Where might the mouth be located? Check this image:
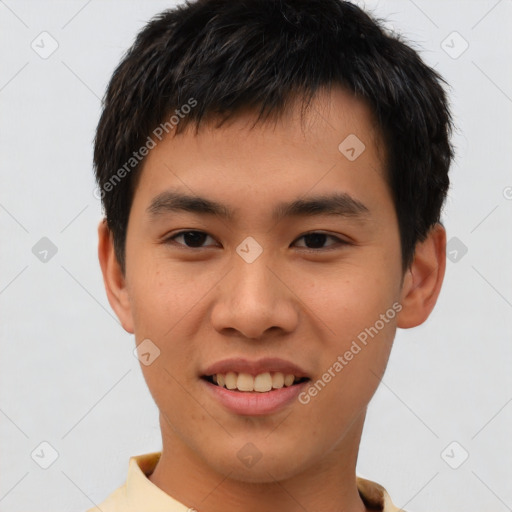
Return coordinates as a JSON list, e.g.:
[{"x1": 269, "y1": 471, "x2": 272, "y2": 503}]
[
  {"x1": 202, "y1": 372, "x2": 310, "y2": 393},
  {"x1": 199, "y1": 358, "x2": 311, "y2": 415}
]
